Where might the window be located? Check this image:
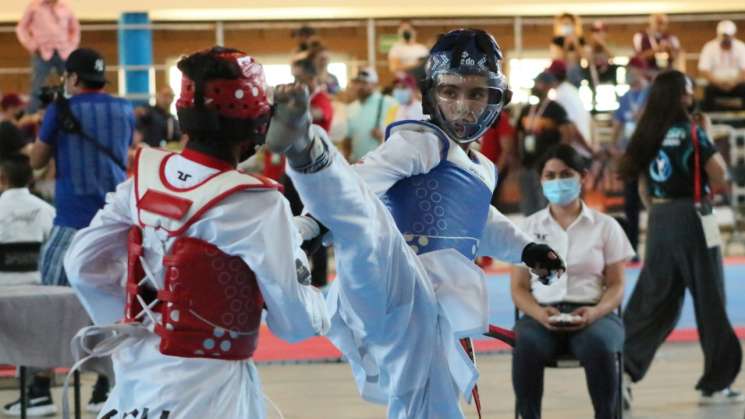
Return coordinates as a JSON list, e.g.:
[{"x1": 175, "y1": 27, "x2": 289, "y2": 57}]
[
  {"x1": 507, "y1": 57, "x2": 551, "y2": 105},
  {"x1": 507, "y1": 55, "x2": 632, "y2": 112}
]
